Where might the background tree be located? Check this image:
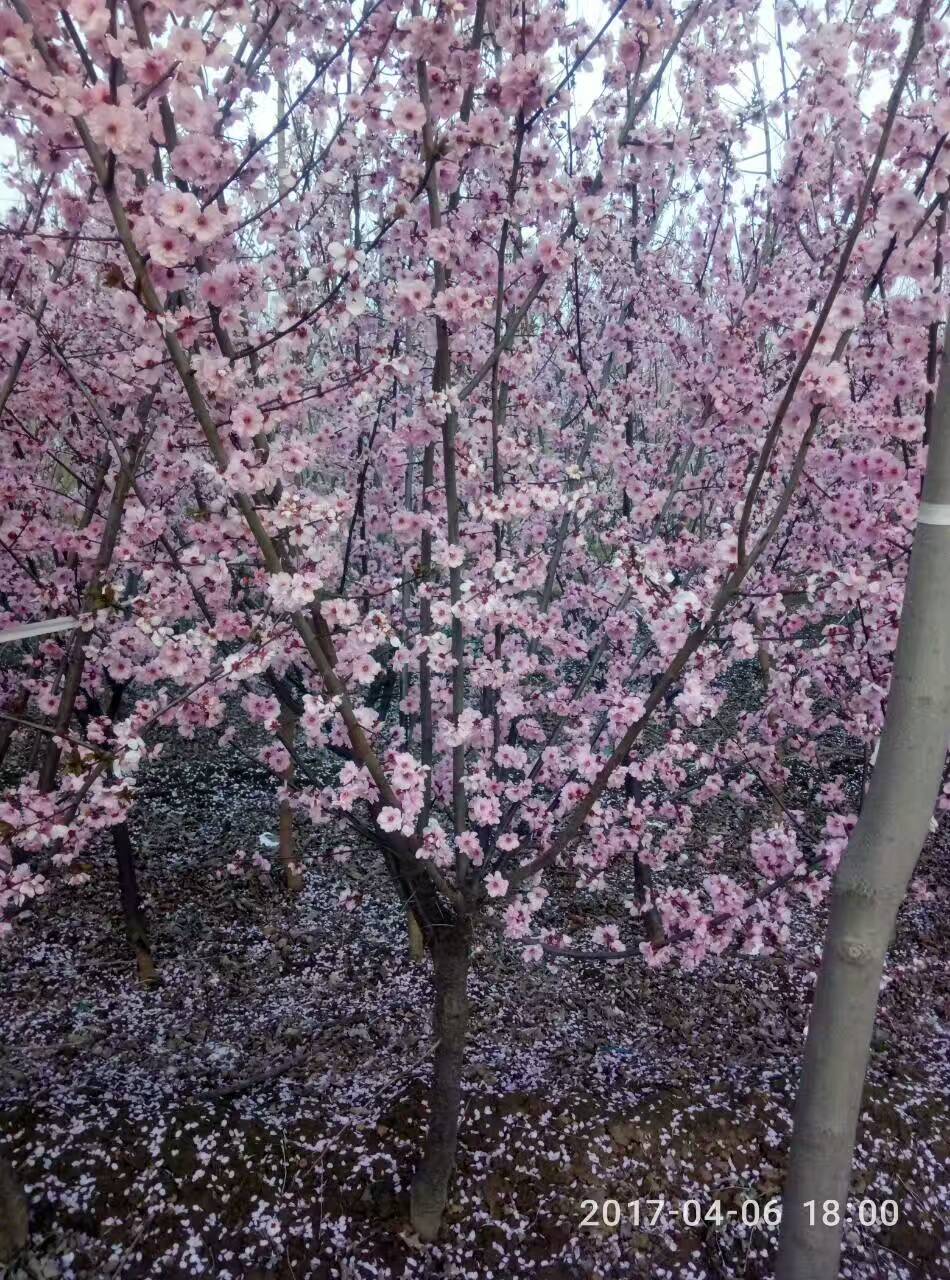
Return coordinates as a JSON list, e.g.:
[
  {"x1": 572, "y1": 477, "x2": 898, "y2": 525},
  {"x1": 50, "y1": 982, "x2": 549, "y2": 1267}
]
[{"x1": 778, "y1": 288, "x2": 950, "y2": 1280}]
